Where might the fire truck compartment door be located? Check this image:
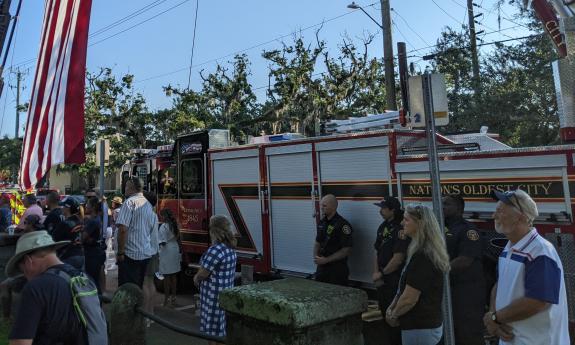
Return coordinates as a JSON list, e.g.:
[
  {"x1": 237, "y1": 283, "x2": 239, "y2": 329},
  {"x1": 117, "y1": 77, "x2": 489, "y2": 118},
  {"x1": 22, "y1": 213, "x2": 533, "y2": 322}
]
[
  {"x1": 266, "y1": 144, "x2": 316, "y2": 274},
  {"x1": 316, "y1": 138, "x2": 391, "y2": 284},
  {"x1": 211, "y1": 149, "x2": 263, "y2": 255}
]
